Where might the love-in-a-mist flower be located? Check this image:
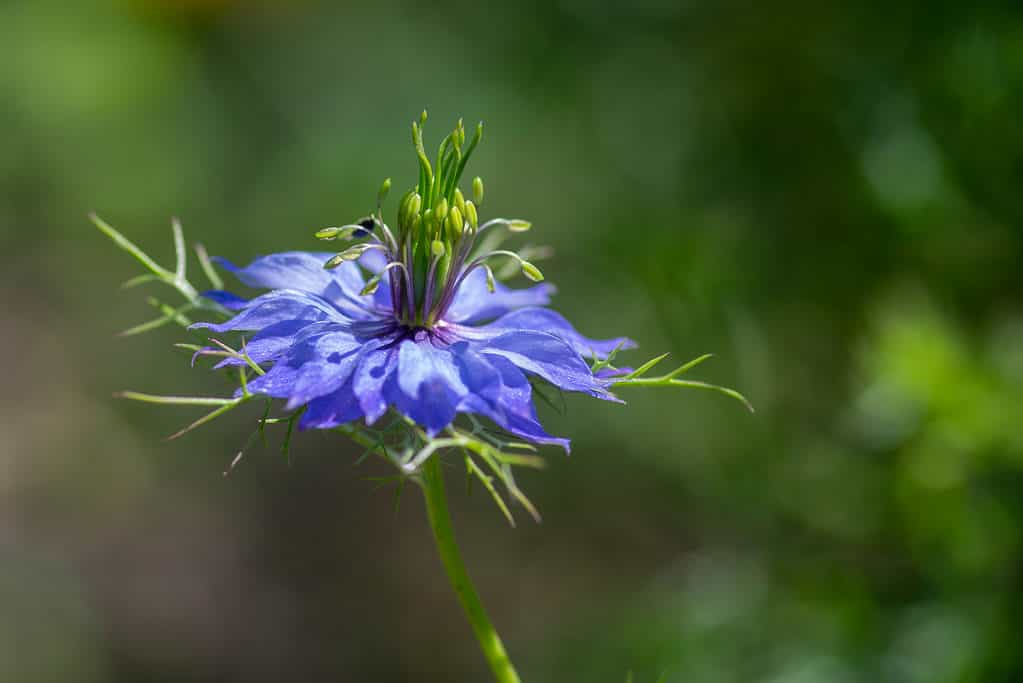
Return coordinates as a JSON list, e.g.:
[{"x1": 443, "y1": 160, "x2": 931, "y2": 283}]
[
  {"x1": 94, "y1": 111, "x2": 750, "y2": 683},
  {"x1": 196, "y1": 113, "x2": 634, "y2": 452}
]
